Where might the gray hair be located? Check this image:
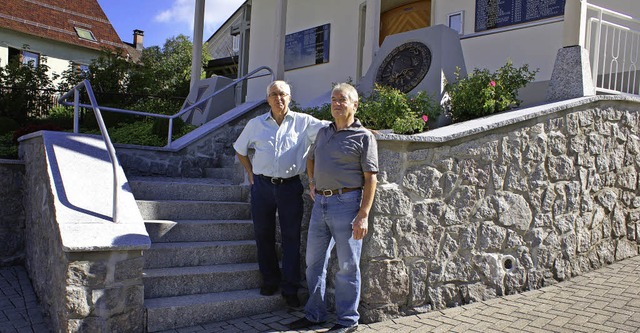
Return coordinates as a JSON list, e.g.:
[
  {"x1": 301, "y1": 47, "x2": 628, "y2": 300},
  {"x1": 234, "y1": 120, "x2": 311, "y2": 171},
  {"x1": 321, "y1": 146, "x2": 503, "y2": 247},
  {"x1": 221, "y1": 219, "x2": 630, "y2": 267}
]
[
  {"x1": 332, "y1": 82, "x2": 358, "y2": 102},
  {"x1": 266, "y1": 80, "x2": 291, "y2": 96}
]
